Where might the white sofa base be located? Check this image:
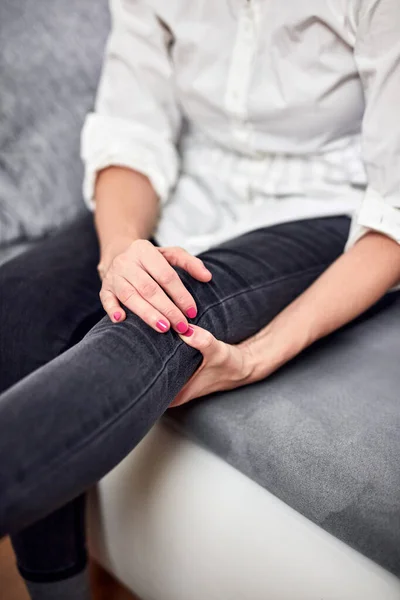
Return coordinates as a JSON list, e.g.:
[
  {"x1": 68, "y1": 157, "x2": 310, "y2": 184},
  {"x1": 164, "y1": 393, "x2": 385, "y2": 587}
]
[{"x1": 88, "y1": 422, "x2": 400, "y2": 600}]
